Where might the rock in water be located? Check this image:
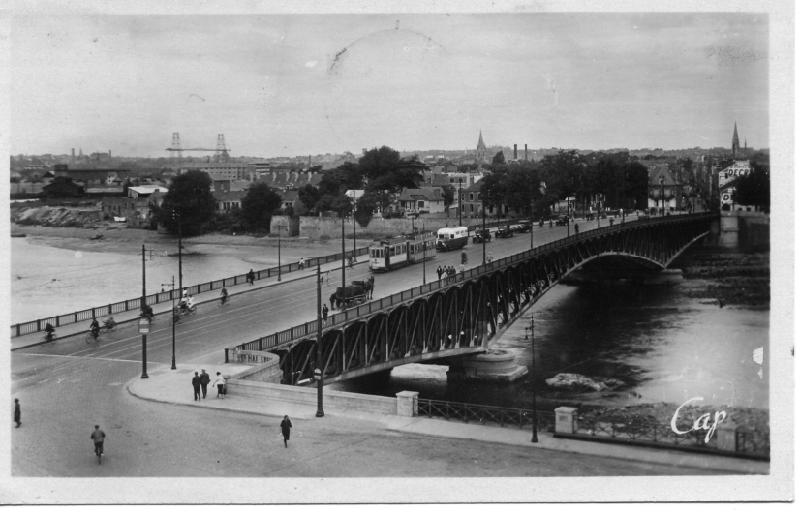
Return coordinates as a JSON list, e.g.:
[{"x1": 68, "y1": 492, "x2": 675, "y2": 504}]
[{"x1": 545, "y1": 373, "x2": 616, "y2": 392}]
